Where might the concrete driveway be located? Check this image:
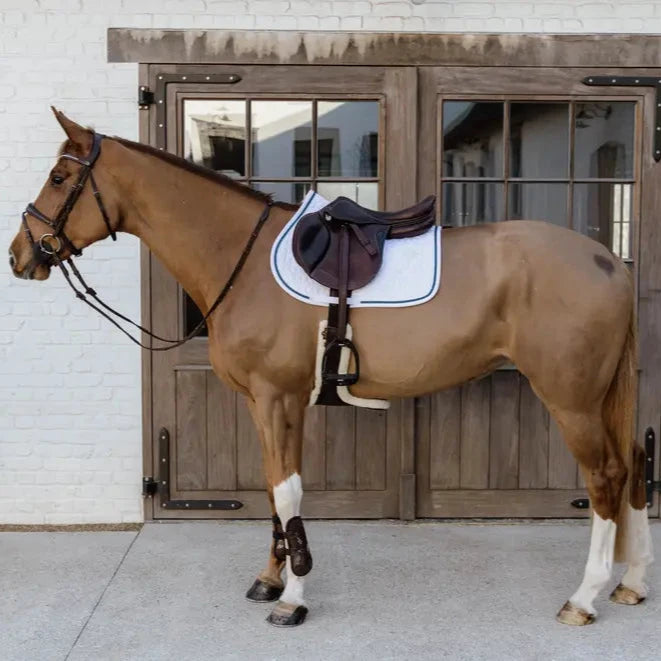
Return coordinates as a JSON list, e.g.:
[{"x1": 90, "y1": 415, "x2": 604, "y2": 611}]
[{"x1": 1, "y1": 520, "x2": 659, "y2": 660}]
